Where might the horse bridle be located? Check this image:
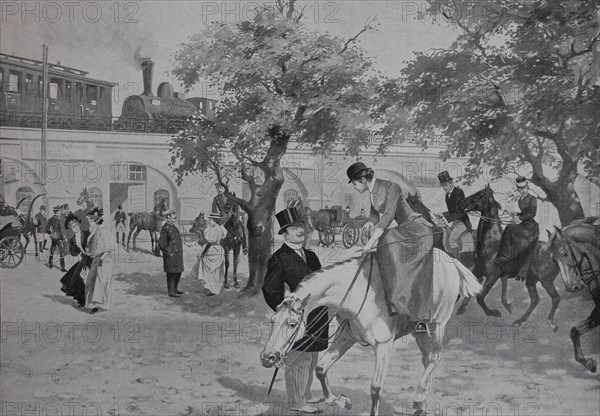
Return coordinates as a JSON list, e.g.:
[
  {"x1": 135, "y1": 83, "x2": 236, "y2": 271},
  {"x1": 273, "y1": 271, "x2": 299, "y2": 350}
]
[
  {"x1": 275, "y1": 254, "x2": 375, "y2": 366},
  {"x1": 554, "y1": 236, "x2": 599, "y2": 286},
  {"x1": 273, "y1": 303, "x2": 306, "y2": 367}
]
